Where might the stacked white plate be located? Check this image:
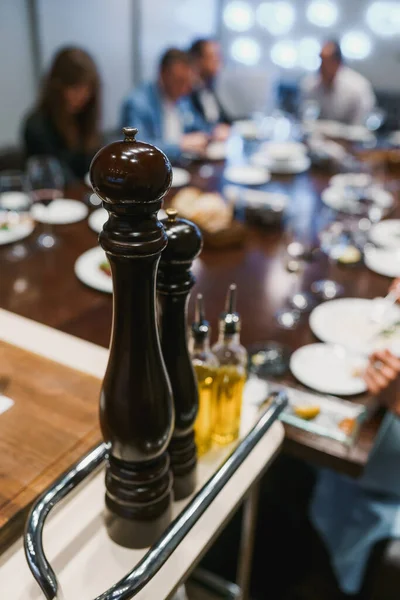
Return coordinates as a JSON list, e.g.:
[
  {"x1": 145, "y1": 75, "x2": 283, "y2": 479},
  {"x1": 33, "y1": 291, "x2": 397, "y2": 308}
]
[
  {"x1": 304, "y1": 120, "x2": 374, "y2": 143},
  {"x1": 251, "y1": 142, "x2": 310, "y2": 175},
  {"x1": 310, "y1": 297, "x2": 400, "y2": 356},
  {"x1": 290, "y1": 343, "x2": 367, "y2": 395},
  {"x1": 369, "y1": 220, "x2": 400, "y2": 250},
  {"x1": 32, "y1": 199, "x2": 88, "y2": 224},
  {"x1": 223, "y1": 165, "x2": 270, "y2": 186},
  {"x1": 321, "y1": 185, "x2": 394, "y2": 214},
  {"x1": 364, "y1": 247, "x2": 400, "y2": 278}
]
